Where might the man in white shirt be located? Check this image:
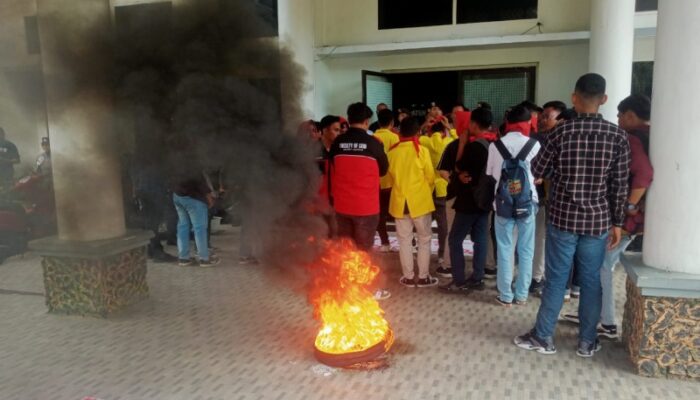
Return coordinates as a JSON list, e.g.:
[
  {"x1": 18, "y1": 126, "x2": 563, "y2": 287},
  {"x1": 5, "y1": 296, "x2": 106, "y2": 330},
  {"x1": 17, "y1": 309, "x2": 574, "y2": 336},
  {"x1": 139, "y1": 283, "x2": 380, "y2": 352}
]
[{"x1": 486, "y1": 105, "x2": 541, "y2": 307}]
